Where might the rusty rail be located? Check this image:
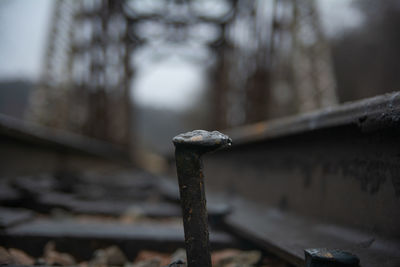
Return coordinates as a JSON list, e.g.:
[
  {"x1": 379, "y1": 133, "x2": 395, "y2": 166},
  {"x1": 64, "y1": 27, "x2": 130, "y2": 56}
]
[
  {"x1": 0, "y1": 114, "x2": 131, "y2": 177},
  {"x1": 202, "y1": 92, "x2": 400, "y2": 267}
]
